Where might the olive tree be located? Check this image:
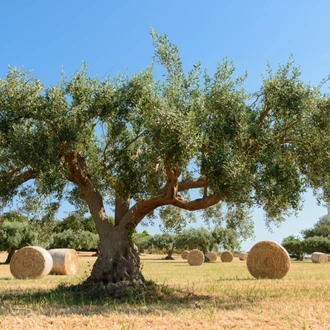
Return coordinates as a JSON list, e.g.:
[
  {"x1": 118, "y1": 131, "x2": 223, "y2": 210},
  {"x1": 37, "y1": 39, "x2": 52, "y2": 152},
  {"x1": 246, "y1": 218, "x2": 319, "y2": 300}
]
[
  {"x1": 299, "y1": 214, "x2": 330, "y2": 254},
  {"x1": 131, "y1": 230, "x2": 152, "y2": 253},
  {"x1": 0, "y1": 211, "x2": 37, "y2": 263},
  {"x1": 281, "y1": 235, "x2": 304, "y2": 260},
  {"x1": 175, "y1": 227, "x2": 216, "y2": 254},
  {"x1": 302, "y1": 236, "x2": 330, "y2": 254},
  {"x1": 150, "y1": 233, "x2": 176, "y2": 259},
  {"x1": 301, "y1": 214, "x2": 330, "y2": 239},
  {"x1": 1, "y1": 29, "x2": 330, "y2": 296}
]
